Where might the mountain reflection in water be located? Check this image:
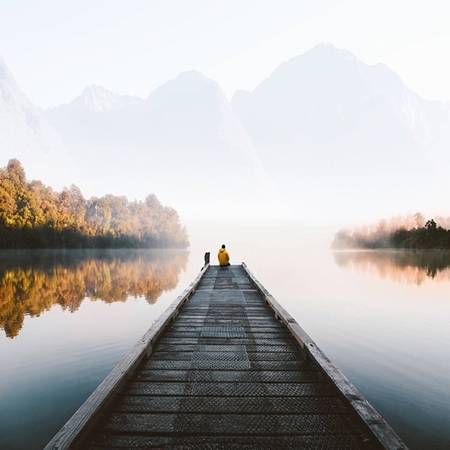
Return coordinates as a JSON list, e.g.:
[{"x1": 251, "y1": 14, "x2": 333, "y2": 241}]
[
  {"x1": 0, "y1": 249, "x2": 188, "y2": 339},
  {"x1": 334, "y1": 250, "x2": 450, "y2": 285}
]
